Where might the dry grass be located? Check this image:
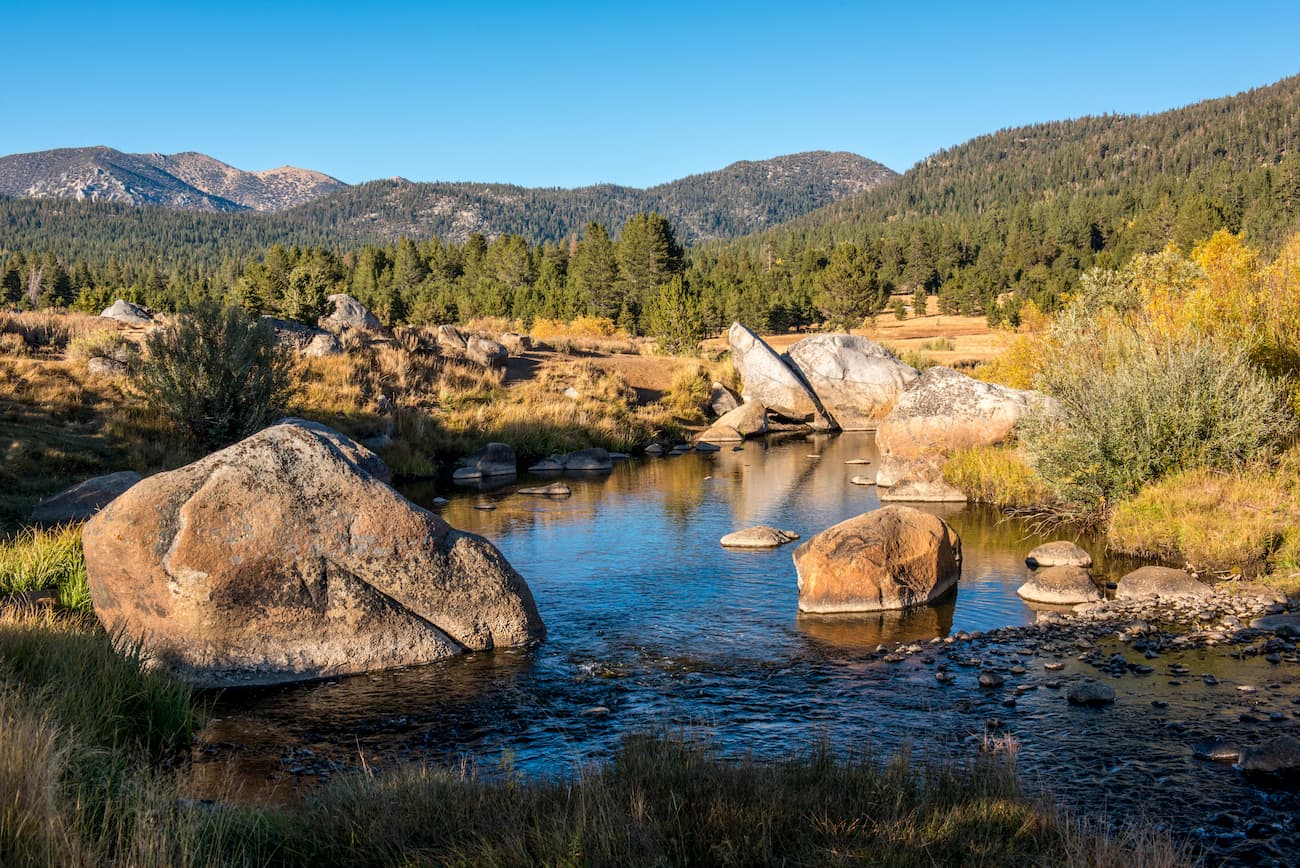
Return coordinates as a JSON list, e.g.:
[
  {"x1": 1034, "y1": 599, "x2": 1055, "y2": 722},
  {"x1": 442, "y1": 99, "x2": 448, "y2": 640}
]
[
  {"x1": 0, "y1": 310, "x2": 119, "y2": 356},
  {"x1": 942, "y1": 445, "x2": 1055, "y2": 510},
  {"x1": 0, "y1": 355, "x2": 193, "y2": 529},
  {"x1": 1108, "y1": 449, "x2": 1300, "y2": 580}
]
